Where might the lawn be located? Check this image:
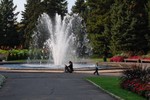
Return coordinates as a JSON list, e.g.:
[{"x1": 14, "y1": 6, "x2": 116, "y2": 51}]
[
  {"x1": 87, "y1": 76, "x2": 146, "y2": 100},
  {"x1": 90, "y1": 58, "x2": 110, "y2": 62}
]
